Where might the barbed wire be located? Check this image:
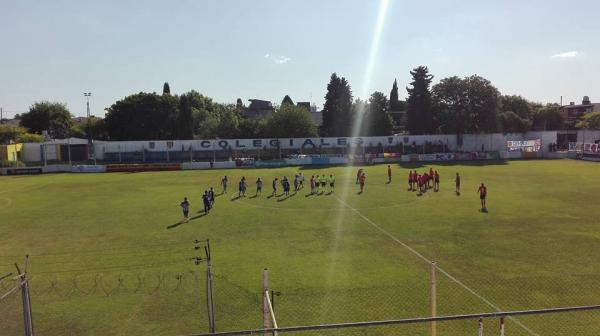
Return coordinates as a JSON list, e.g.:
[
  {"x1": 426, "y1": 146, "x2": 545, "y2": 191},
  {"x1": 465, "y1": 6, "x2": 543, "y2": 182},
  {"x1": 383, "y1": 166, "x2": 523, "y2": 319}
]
[
  {"x1": 0, "y1": 240, "x2": 197, "y2": 259},
  {"x1": 1, "y1": 270, "x2": 202, "y2": 298}
]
